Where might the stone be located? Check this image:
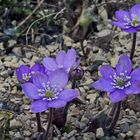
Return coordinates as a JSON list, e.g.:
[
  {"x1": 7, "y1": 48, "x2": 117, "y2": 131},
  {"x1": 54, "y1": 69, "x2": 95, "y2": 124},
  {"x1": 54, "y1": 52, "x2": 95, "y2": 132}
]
[
  {"x1": 14, "y1": 132, "x2": 22, "y2": 138},
  {"x1": 130, "y1": 123, "x2": 139, "y2": 133},
  {"x1": 12, "y1": 47, "x2": 22, "y2": 57},
  {"x1": 24, "y1": 130, "x2": 31, "y2": 137},
  {"x1": 10, "y1": 119, "x2": 22, "y2": 129},
  {"x1": 134, "y1": 129, "x2": 140, "y2": 140},
  {"x1": 126, "y1": 131, "x2": 133, "y2": 137},
  {"x1": 96, "y1": 128, "x2": 104, "y2": 138},
  {"x1": 67, "y1": 130, "x2": 77, "y2": 138},
  {"x1": 86, "y1": 94, "x2": 97, "y2": 103},
  {"x1": 118, "y1": 133, "x2": 126, "y2": 139},
  {"x1": 97, "y1": 29, "x2": 111, "y2": 38},
  {"x1": 83, "y1": 132, "x2": 95, "y2": 140},
  {"x1": 120, "y1": 122, "x2": 130, "y2": 133}
]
